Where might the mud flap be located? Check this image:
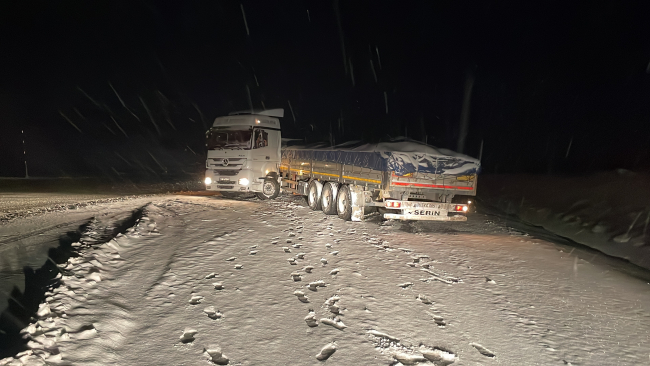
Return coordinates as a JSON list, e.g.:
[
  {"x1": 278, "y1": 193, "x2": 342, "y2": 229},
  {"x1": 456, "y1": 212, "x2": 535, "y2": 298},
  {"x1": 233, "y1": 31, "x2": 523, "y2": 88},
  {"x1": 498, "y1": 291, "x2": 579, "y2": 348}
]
[
  {"x1": 297, "y1": 181, "x2": 309, "y2": 196},
  {"x1": 349, "y1": 185, "x2": 365, "y2": 222}
]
